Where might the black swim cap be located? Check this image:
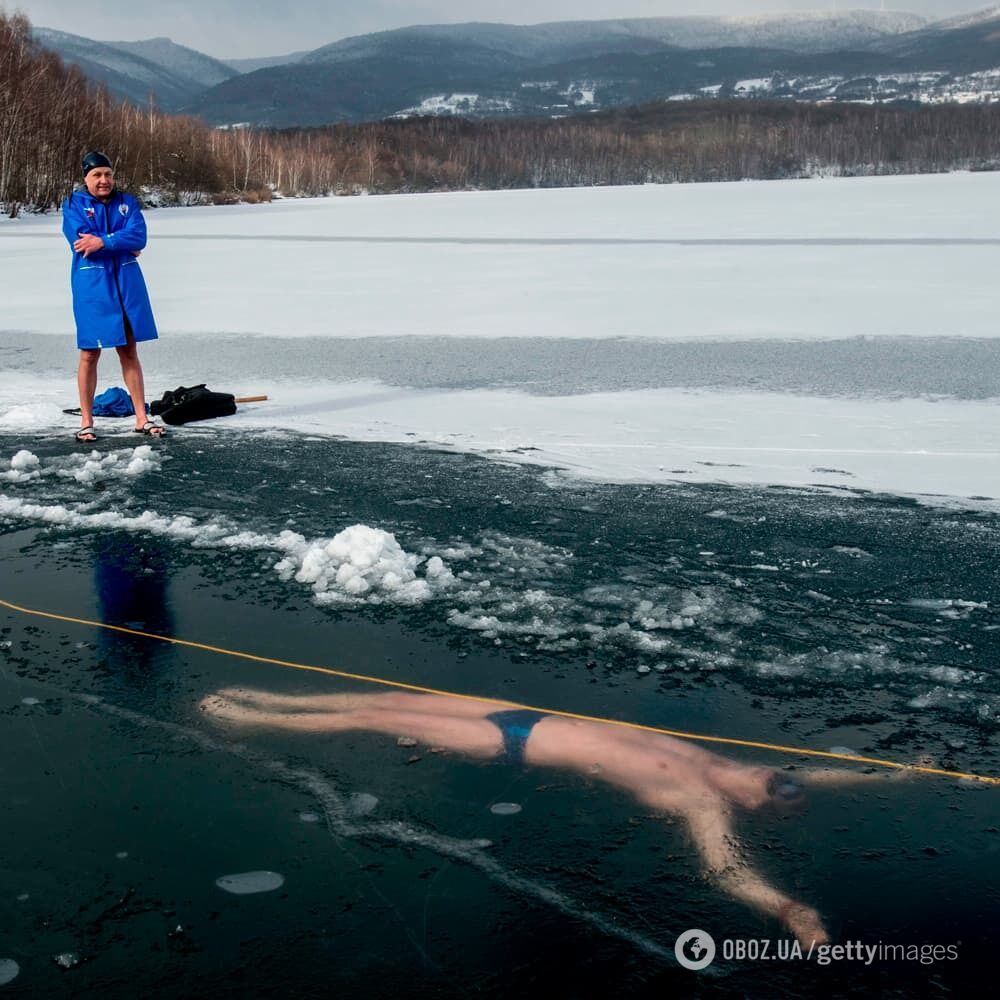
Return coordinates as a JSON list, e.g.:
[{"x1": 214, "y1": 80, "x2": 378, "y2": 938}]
[{"x1": 82, "y1": 151, "x2": 113, "y2": 176}]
